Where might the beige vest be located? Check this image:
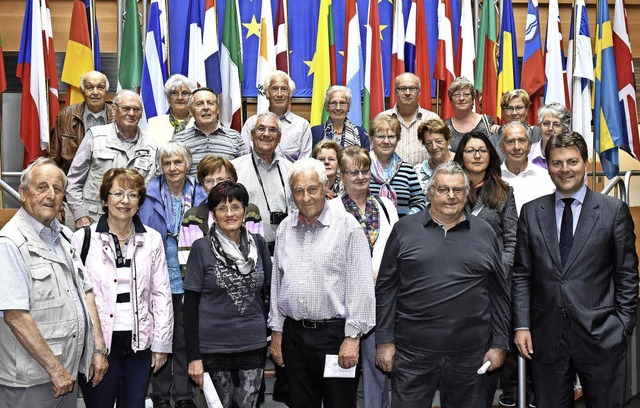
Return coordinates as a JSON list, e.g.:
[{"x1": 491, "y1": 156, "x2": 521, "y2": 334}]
[{"x1": 0, "y1": 210, "x2": 94, "y2": 387}]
